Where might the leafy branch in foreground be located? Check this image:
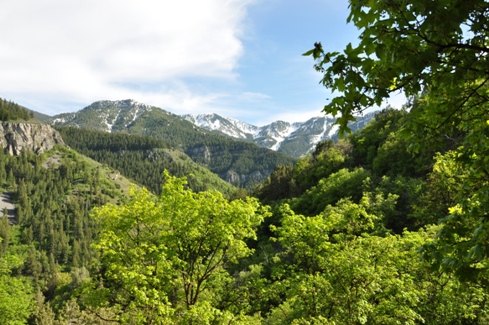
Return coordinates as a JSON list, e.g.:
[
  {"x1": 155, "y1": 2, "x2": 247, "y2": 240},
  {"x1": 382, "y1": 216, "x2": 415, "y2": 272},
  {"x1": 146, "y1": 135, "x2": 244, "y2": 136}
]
[
  {"x1": 305, "y1": 0, "x2": 489, "y2": 134},
  {"x1": 305, "y1": 0, "x2": 489, "y2": 277}
]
